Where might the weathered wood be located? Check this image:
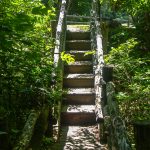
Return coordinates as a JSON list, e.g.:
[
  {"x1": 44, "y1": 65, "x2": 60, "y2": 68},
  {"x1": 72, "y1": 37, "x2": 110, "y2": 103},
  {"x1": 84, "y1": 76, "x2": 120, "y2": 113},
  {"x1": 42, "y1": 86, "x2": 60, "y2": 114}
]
[
  {"x1": 54, "y1": 0, "x2": 67, "y2": 67},
  {"x1": 28, "y1": 106, "x2": 50, "y2": 150},
  {"x1": 53, "y1": 0, "x2": 67, "y2": 141},
  {"x1": 51, "y1": 20, "x2": 57, "y2": 38},
  {"x1": 101, "y1": 21, "x2": 109, "y2": 54},
  {"x1": 102, "y1": 65, "x2": 113, "y2": 83},
  {"x1": 101, "y1": 65, "x2": 113, "y2": 106},
  {"x1": 13, "y1": 110, "x2": 41, "y2": 150},
  {"x1": 67, "y1": 15, "x2": 92, "y2": 19},
  {"x1": 104, "y1": 82, "x2": 131, "y2": 150},
  {"x1": 102, "y1": 84, "x2": 107, "y2": 106},
  {"x1": 106, "y1": 82, "x2": 118, "y2": 116},
  {"x1": 133, "y1": 120, "x2": 150, "y2": 150},
  {"x1": 91, "y1": 0, "x2": 104, "y2": 123},
  {"x1": 66, "y1": 21, "x2": 90, "y2": 25}
]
